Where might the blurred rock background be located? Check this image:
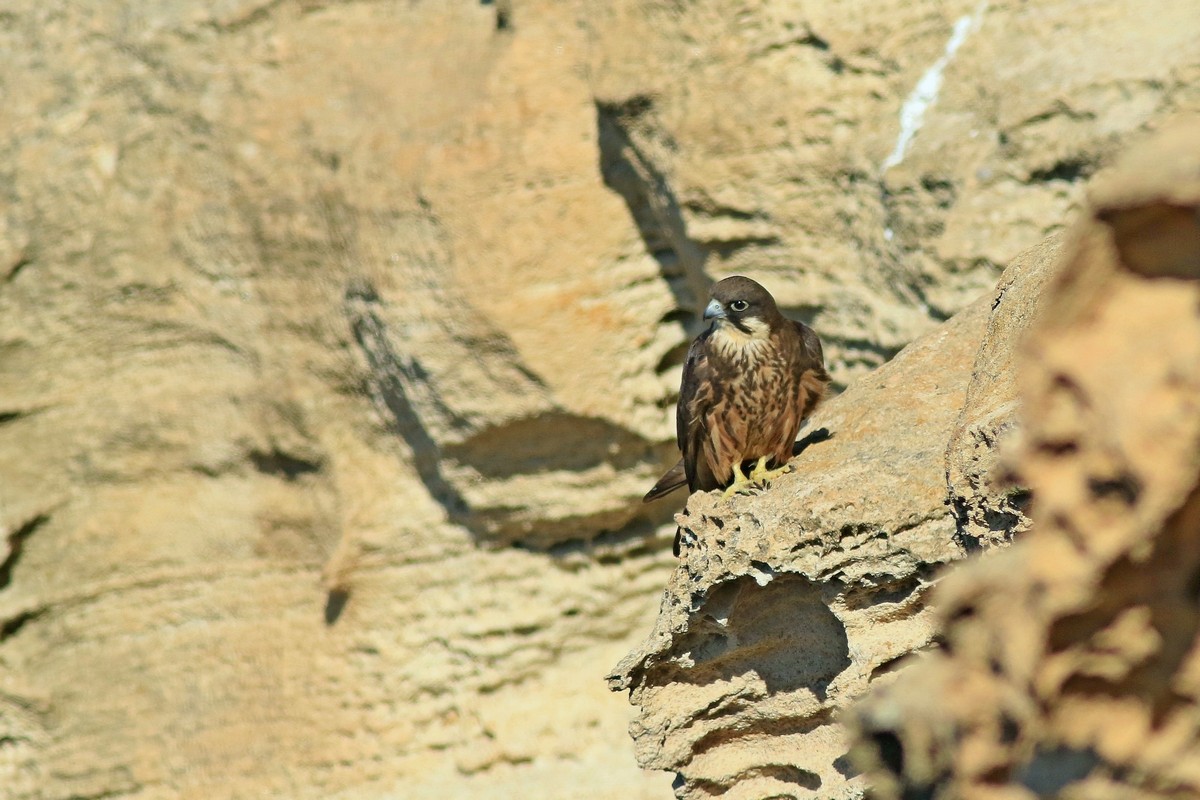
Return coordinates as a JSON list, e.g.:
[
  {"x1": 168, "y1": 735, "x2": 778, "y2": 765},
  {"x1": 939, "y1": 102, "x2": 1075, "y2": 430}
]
[
  {"x1": 851, "y1": 120, "x2": 1200, "y2": 800},
  {"x1": 0, "y1": 1, "x2": 1196, "y2": 798}
]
